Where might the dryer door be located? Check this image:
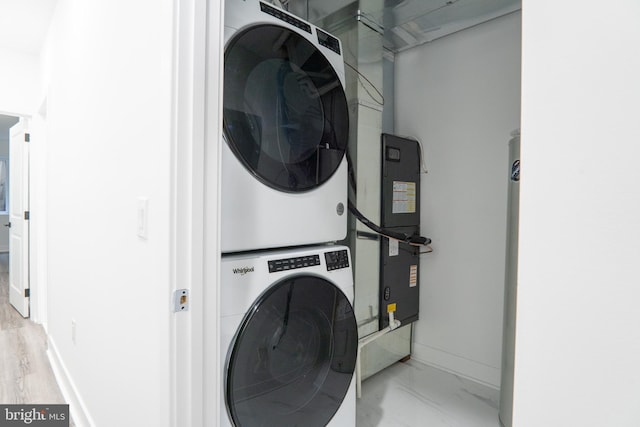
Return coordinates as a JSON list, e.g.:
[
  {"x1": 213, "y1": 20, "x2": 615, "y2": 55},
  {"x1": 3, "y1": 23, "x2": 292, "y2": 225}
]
[
  {"x1": 223, "y1": 24, "x2": 349, "y2": 193},
  {"x1": 225, "y1": 275, "x2": 357, "y2": 427}
]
